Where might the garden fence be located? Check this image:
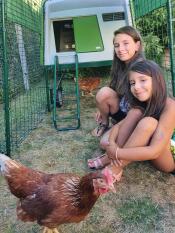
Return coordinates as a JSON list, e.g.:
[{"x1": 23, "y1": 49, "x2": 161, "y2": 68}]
[
  {"x1": 131, "y1": 0, "x2": 175, "y2": 96},
  {"x1": 0, "y1": 0, "x2": 47, "y2": 155}
]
